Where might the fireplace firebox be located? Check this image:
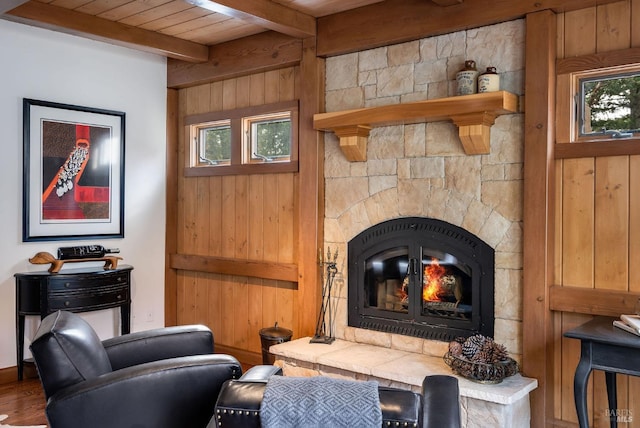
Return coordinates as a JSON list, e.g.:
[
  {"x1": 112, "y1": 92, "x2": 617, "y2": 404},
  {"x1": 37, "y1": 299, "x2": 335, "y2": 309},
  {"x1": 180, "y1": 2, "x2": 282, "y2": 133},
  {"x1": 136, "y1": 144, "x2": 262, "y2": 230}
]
[{"x1": 348, "y1": 217, "x2": 494, "y2": 342}]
